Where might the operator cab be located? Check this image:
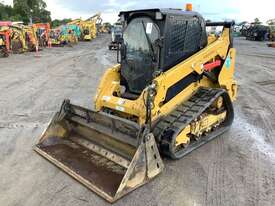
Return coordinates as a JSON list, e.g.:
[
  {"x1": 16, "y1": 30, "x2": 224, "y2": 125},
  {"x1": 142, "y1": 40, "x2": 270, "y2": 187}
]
[{"x1": 118, "y1": 9, "x2": 207, "y2": 98}]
